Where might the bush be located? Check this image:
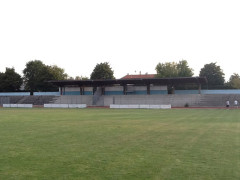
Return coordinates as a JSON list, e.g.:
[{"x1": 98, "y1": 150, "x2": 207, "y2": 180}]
[{"x1": 184, "y1": 103, "x2": 189, "y2": 107}]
